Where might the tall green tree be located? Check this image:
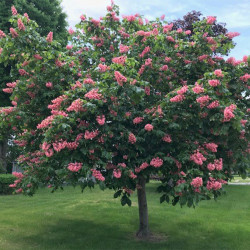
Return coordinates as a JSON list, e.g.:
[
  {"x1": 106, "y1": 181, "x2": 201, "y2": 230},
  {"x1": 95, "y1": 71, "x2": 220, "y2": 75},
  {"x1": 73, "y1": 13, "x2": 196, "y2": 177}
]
[{"x1": 0, "y1": 0, "x2": 68, "y2": 172}]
